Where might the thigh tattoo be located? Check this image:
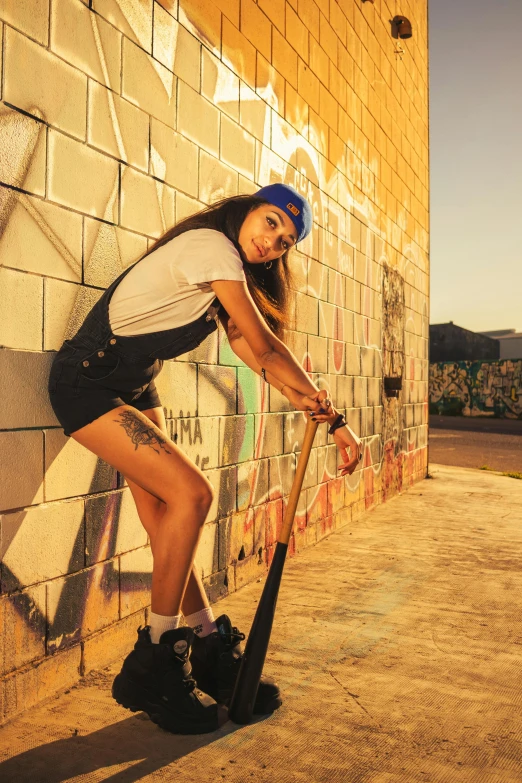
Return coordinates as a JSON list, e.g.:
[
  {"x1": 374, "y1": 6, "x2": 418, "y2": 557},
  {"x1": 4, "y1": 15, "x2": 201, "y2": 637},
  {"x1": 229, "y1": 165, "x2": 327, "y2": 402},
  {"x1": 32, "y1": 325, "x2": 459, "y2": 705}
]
[{"x1": 114, "y1": 410, "x2": 172, "y2": 455}]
